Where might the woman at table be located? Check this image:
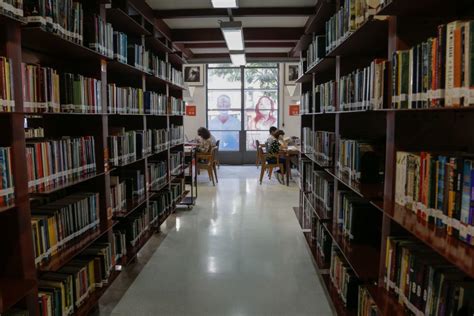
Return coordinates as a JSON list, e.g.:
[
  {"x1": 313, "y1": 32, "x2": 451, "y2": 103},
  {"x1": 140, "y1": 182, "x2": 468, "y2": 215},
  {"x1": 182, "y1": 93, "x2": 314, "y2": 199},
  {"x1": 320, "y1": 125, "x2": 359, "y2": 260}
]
[
  {"x1": 267, "y1": 129, "x2": 286, "y2": 184},
  {"x1": 197, "y1": 127, "x2": 215, "y2": 152}
]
